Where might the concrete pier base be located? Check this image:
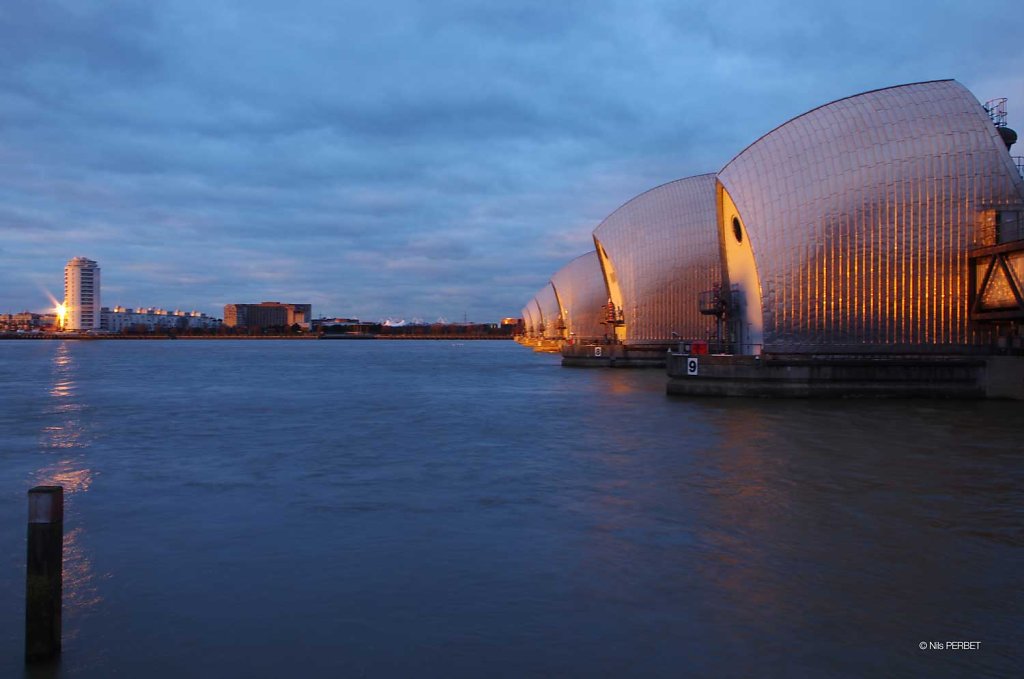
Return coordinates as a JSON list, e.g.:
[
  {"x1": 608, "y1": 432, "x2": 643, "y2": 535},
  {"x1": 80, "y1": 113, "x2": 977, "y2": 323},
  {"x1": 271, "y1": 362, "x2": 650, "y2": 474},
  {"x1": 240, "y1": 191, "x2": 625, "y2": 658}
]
[
  {"x1": 561, "y1": 343, "x2": 670, "y2": 368},
  {"x1": 532, "y1": 339, "x2": 563, "y2": 353},
  {"x1": 666, "y1": 353, "x2": 1024, "y2": 399}
]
